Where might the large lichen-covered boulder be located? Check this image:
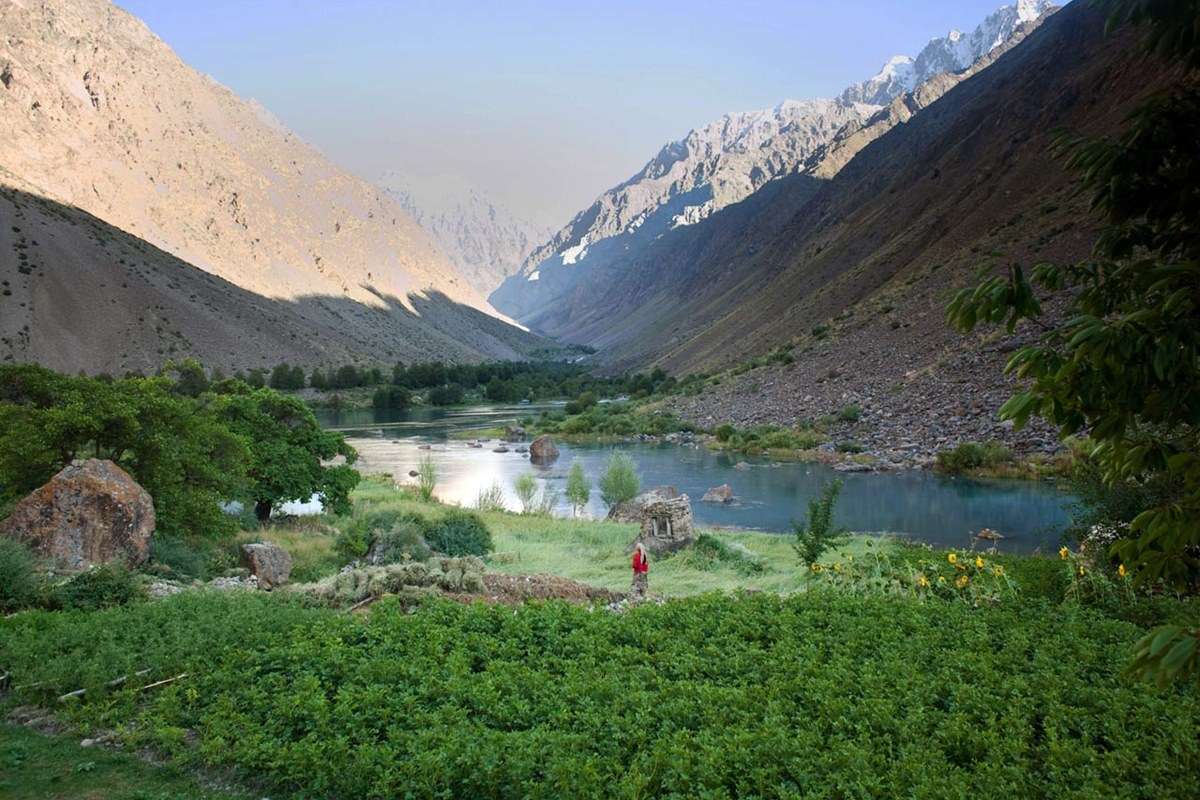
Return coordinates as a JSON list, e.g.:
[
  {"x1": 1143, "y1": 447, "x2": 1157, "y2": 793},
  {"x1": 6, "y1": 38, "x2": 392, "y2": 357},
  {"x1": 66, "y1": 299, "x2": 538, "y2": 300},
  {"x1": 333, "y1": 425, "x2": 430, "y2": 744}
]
[
  {"x1": 701, "y1": 484, "x2": 734, "y2": 504},
  {"x1": 607, "y1": 486, "x2": 679, "y2": 523},
  {"x1": 528, "y1": 435, "x2": 559, "y2": 464},
  {"x1": 635, "y1": 495, "x2": 695, "y2": 554},
  {"x1": 240, "y1": 542, "x2": 292, "y2": 589},
  {"x1": 0, "y1": 459, "x2": 155, "y2": 570}
]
